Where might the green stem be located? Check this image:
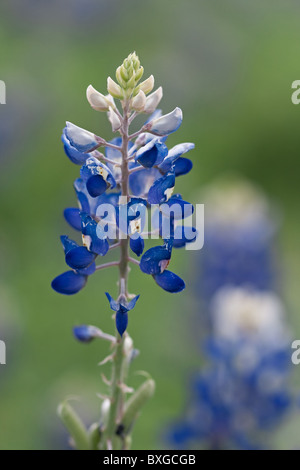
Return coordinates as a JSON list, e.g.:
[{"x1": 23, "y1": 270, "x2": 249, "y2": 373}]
[
  {"x1": 103, "y1": 102, "x2": 131, "y2": 450},
  {"x1": 104, "y1": 334, "x2": 126, "y2": 449}
]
